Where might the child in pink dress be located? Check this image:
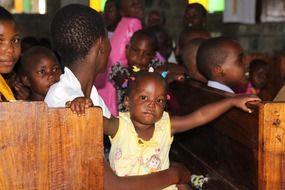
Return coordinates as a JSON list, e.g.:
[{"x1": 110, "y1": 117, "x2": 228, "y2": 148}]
[{"x1": 95, "y1": 0, "x2": 144, "y2": 116}]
